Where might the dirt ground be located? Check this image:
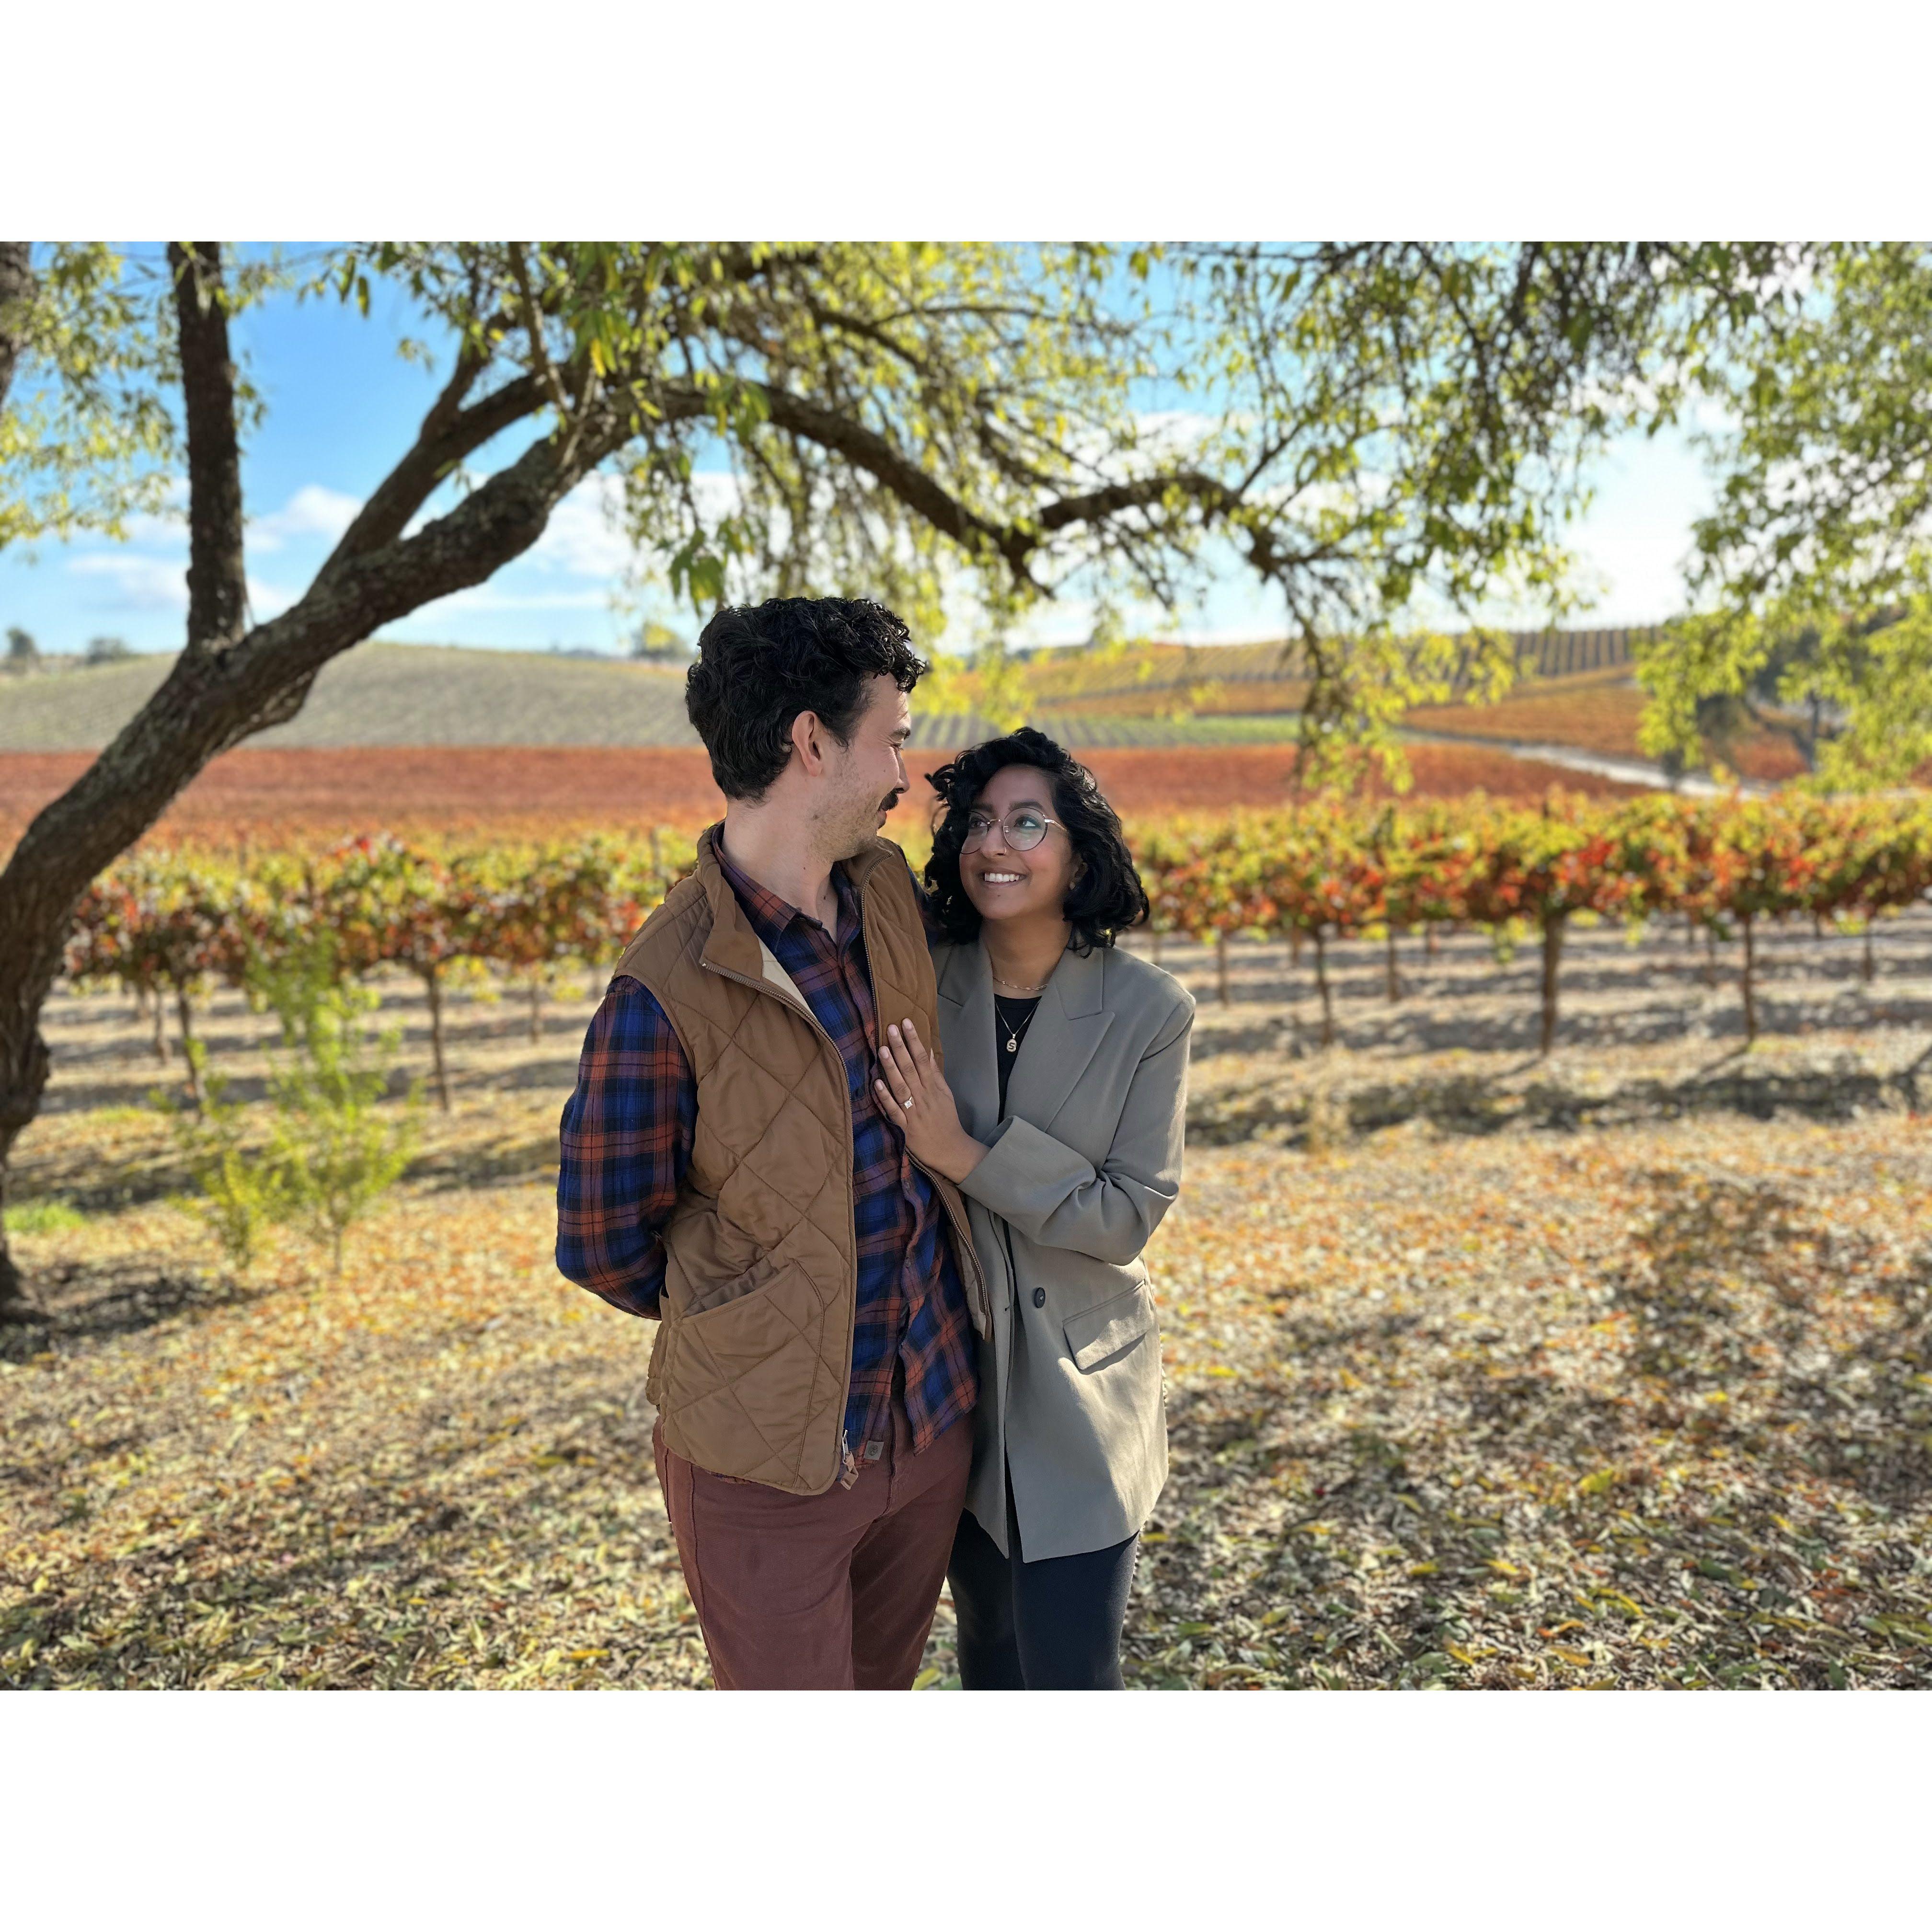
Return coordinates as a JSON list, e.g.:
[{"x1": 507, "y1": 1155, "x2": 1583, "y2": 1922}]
[{"x1": 3, "y1": 911, "x2": 1928, "y2": 1689}]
